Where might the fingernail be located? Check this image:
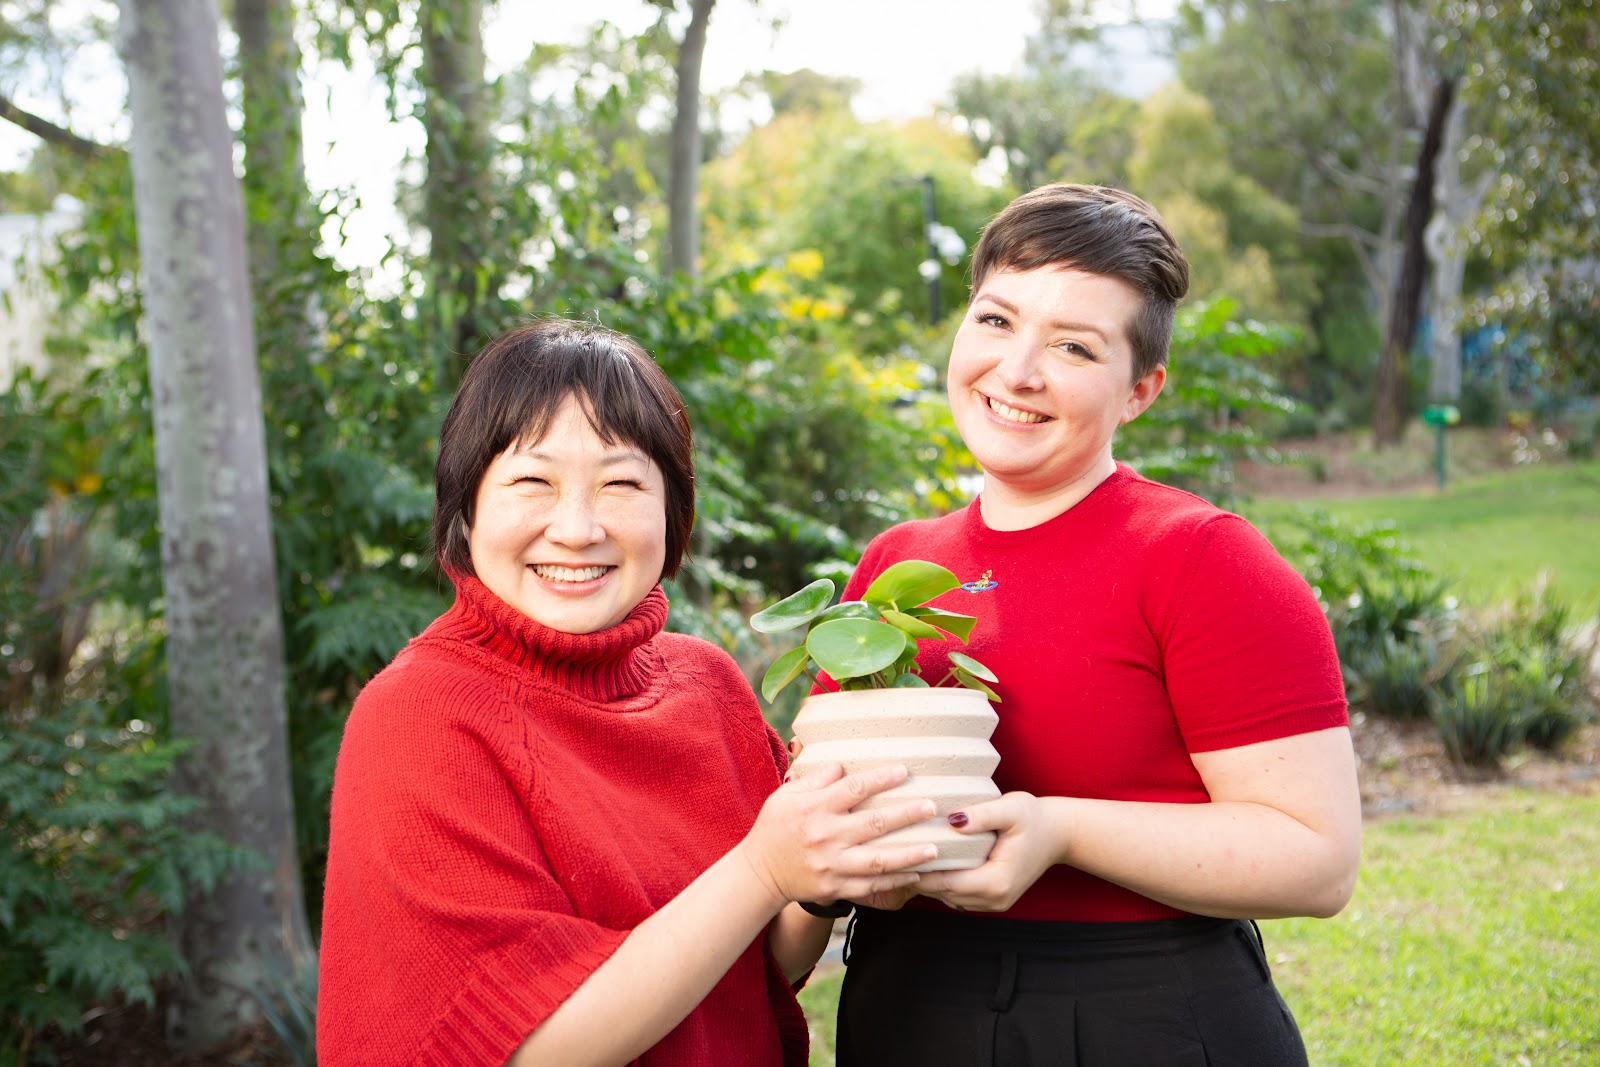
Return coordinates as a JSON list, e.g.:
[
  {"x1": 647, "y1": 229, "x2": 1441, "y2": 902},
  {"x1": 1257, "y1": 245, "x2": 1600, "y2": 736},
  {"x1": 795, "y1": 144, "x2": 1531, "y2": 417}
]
[{"x1": 947, "y1": 812, "x2": 969, "y2": 828}]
